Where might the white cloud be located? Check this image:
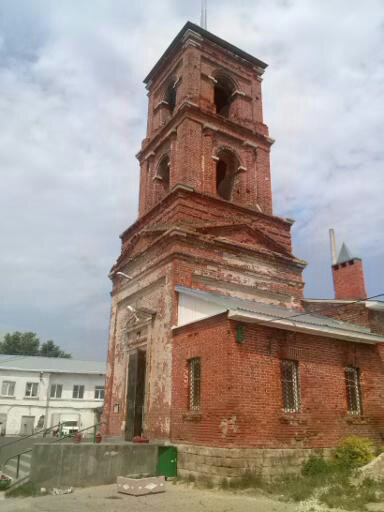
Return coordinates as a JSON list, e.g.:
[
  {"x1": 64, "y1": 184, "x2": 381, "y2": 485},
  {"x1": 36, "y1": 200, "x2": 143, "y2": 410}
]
[{"x1": 0, "y1": 0, "x2": 383, "y2": 358}]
